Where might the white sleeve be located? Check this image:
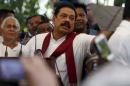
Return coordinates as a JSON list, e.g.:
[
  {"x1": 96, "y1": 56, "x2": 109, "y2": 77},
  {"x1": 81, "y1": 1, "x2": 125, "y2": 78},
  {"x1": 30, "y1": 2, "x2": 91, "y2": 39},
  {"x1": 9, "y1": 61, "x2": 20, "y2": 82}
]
[
  {"x1": 112, "y1": 38, "x2": 130, "y2": 66},
  {"x1": 73, "y1": 33, "x2": 95, "y2": 57}
]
